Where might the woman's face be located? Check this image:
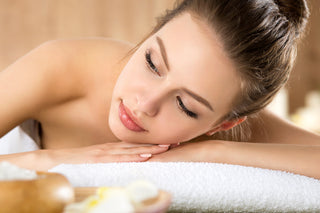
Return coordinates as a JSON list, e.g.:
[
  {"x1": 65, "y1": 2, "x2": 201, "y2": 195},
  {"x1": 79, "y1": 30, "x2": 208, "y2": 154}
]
[{"x1": 109, "y1": 13, "x2": 241, "y2": 144}]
